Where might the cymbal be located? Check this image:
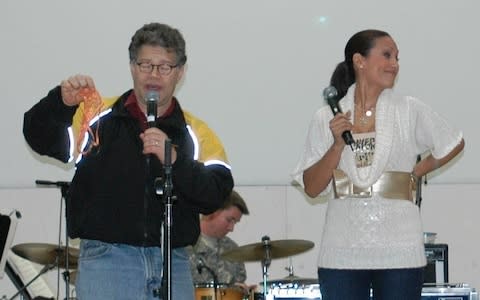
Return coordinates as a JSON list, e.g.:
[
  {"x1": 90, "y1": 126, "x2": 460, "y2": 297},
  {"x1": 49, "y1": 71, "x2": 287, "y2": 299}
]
[
  {"x1": 221, "y1": 239, "x2": 314, "y2": 262},
  {"x1": 12, "y1": 243, "x2": 79, "y2": 268}
]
